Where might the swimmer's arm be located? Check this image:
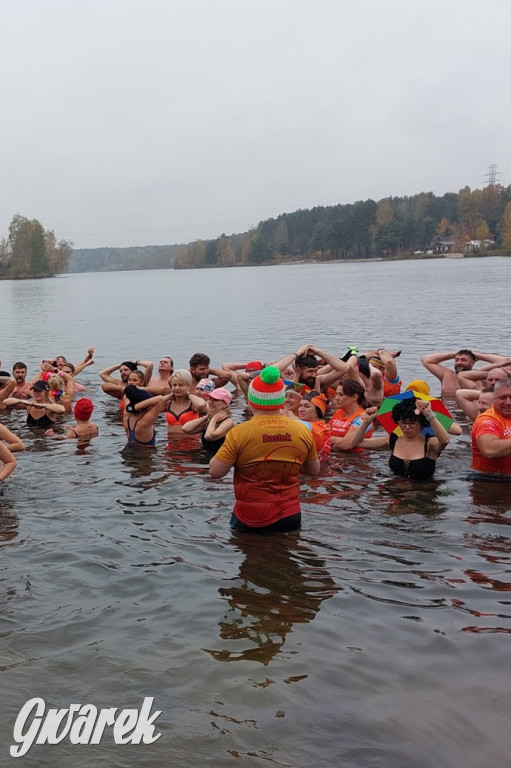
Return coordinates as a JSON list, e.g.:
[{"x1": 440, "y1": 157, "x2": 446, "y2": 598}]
[
  {"x1": 473, "y1": 352, "x2": 508, "y2": 364},
  {"x1": 134, "y1": 361, "x2": 153, "y2": 385},
  {"x1": 222, "y1": 362, "x2": 247, "y2": 372},
  {"x1": 204, "y1": 413, "x2": 234, "y2": 441},
  {"x1": 44, "y1": 402, "x2": 66, "y2": 414},
  {"x1": 99, "y1": 363, "x2": 121, "y2": 383},
  {"x1": 209, "y1": 457, "x2": 232, "y2": 478},
  {"x1": 182, "y1": 415, "x2": 209, "y2": 434},
  {"x1": 273, "y1": 352, "x2": 297, "y2": 374},
  {"x1": 60, "y1": 371, "x2": 75, "y2": 402},
  {"x1": 476, "y1": 433, "x2": 511, "y2": 460},
  {"x1": 420, "y1": 351, "x2": 455, "y2": 379},
  {"x1": 302, "y1": 456, "x2": 320, "y2": 476},
  {"x1": 377, "y1": 348, "x2": 398, "y2": 381},
  {"x1": 455, "y1": 387, "x2": 479, "y2": 421},
  {"x1": 3, "y1": 397, "x2": 29, "y2": 409},
  {"x1": 237, "y1": 371, "x2": 251, "y2": 397},
  {"x1": 418, "y1": 404, "x2": 450, "y2": 454},
  {"x1": 349, "y1": 408, "x2": 387, "y2": 450},
  {"x1": 132, "y1": 395, "x2": 163, "y2": 412},
  {"x1": 0, "y1": 424, "x2": 25, "y2": 452},
  {"x1": 209, "y1": 367, "x2": 232, "y2": 388},
  {"x1": 74, "y1": 347, "x2": 95, "y2": 374},
  {"x1": 0, "y1": 378, "x2": 16, "y2": 404},
  {"x1": 189, "y1": 394, "x2": 207, "y2": 413},
  {"x1": 458, "y1": 370, "x2": 488, "y2": 386},
  {"x1": 307, "y1": 346, "x2": 351, "y2": 387},
  {"x1": 0, "y1": 443, "x2": 17, "y2": 480},
  {"x1": 74, "y1": 359, "x2": 94, "y2": 374}
]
